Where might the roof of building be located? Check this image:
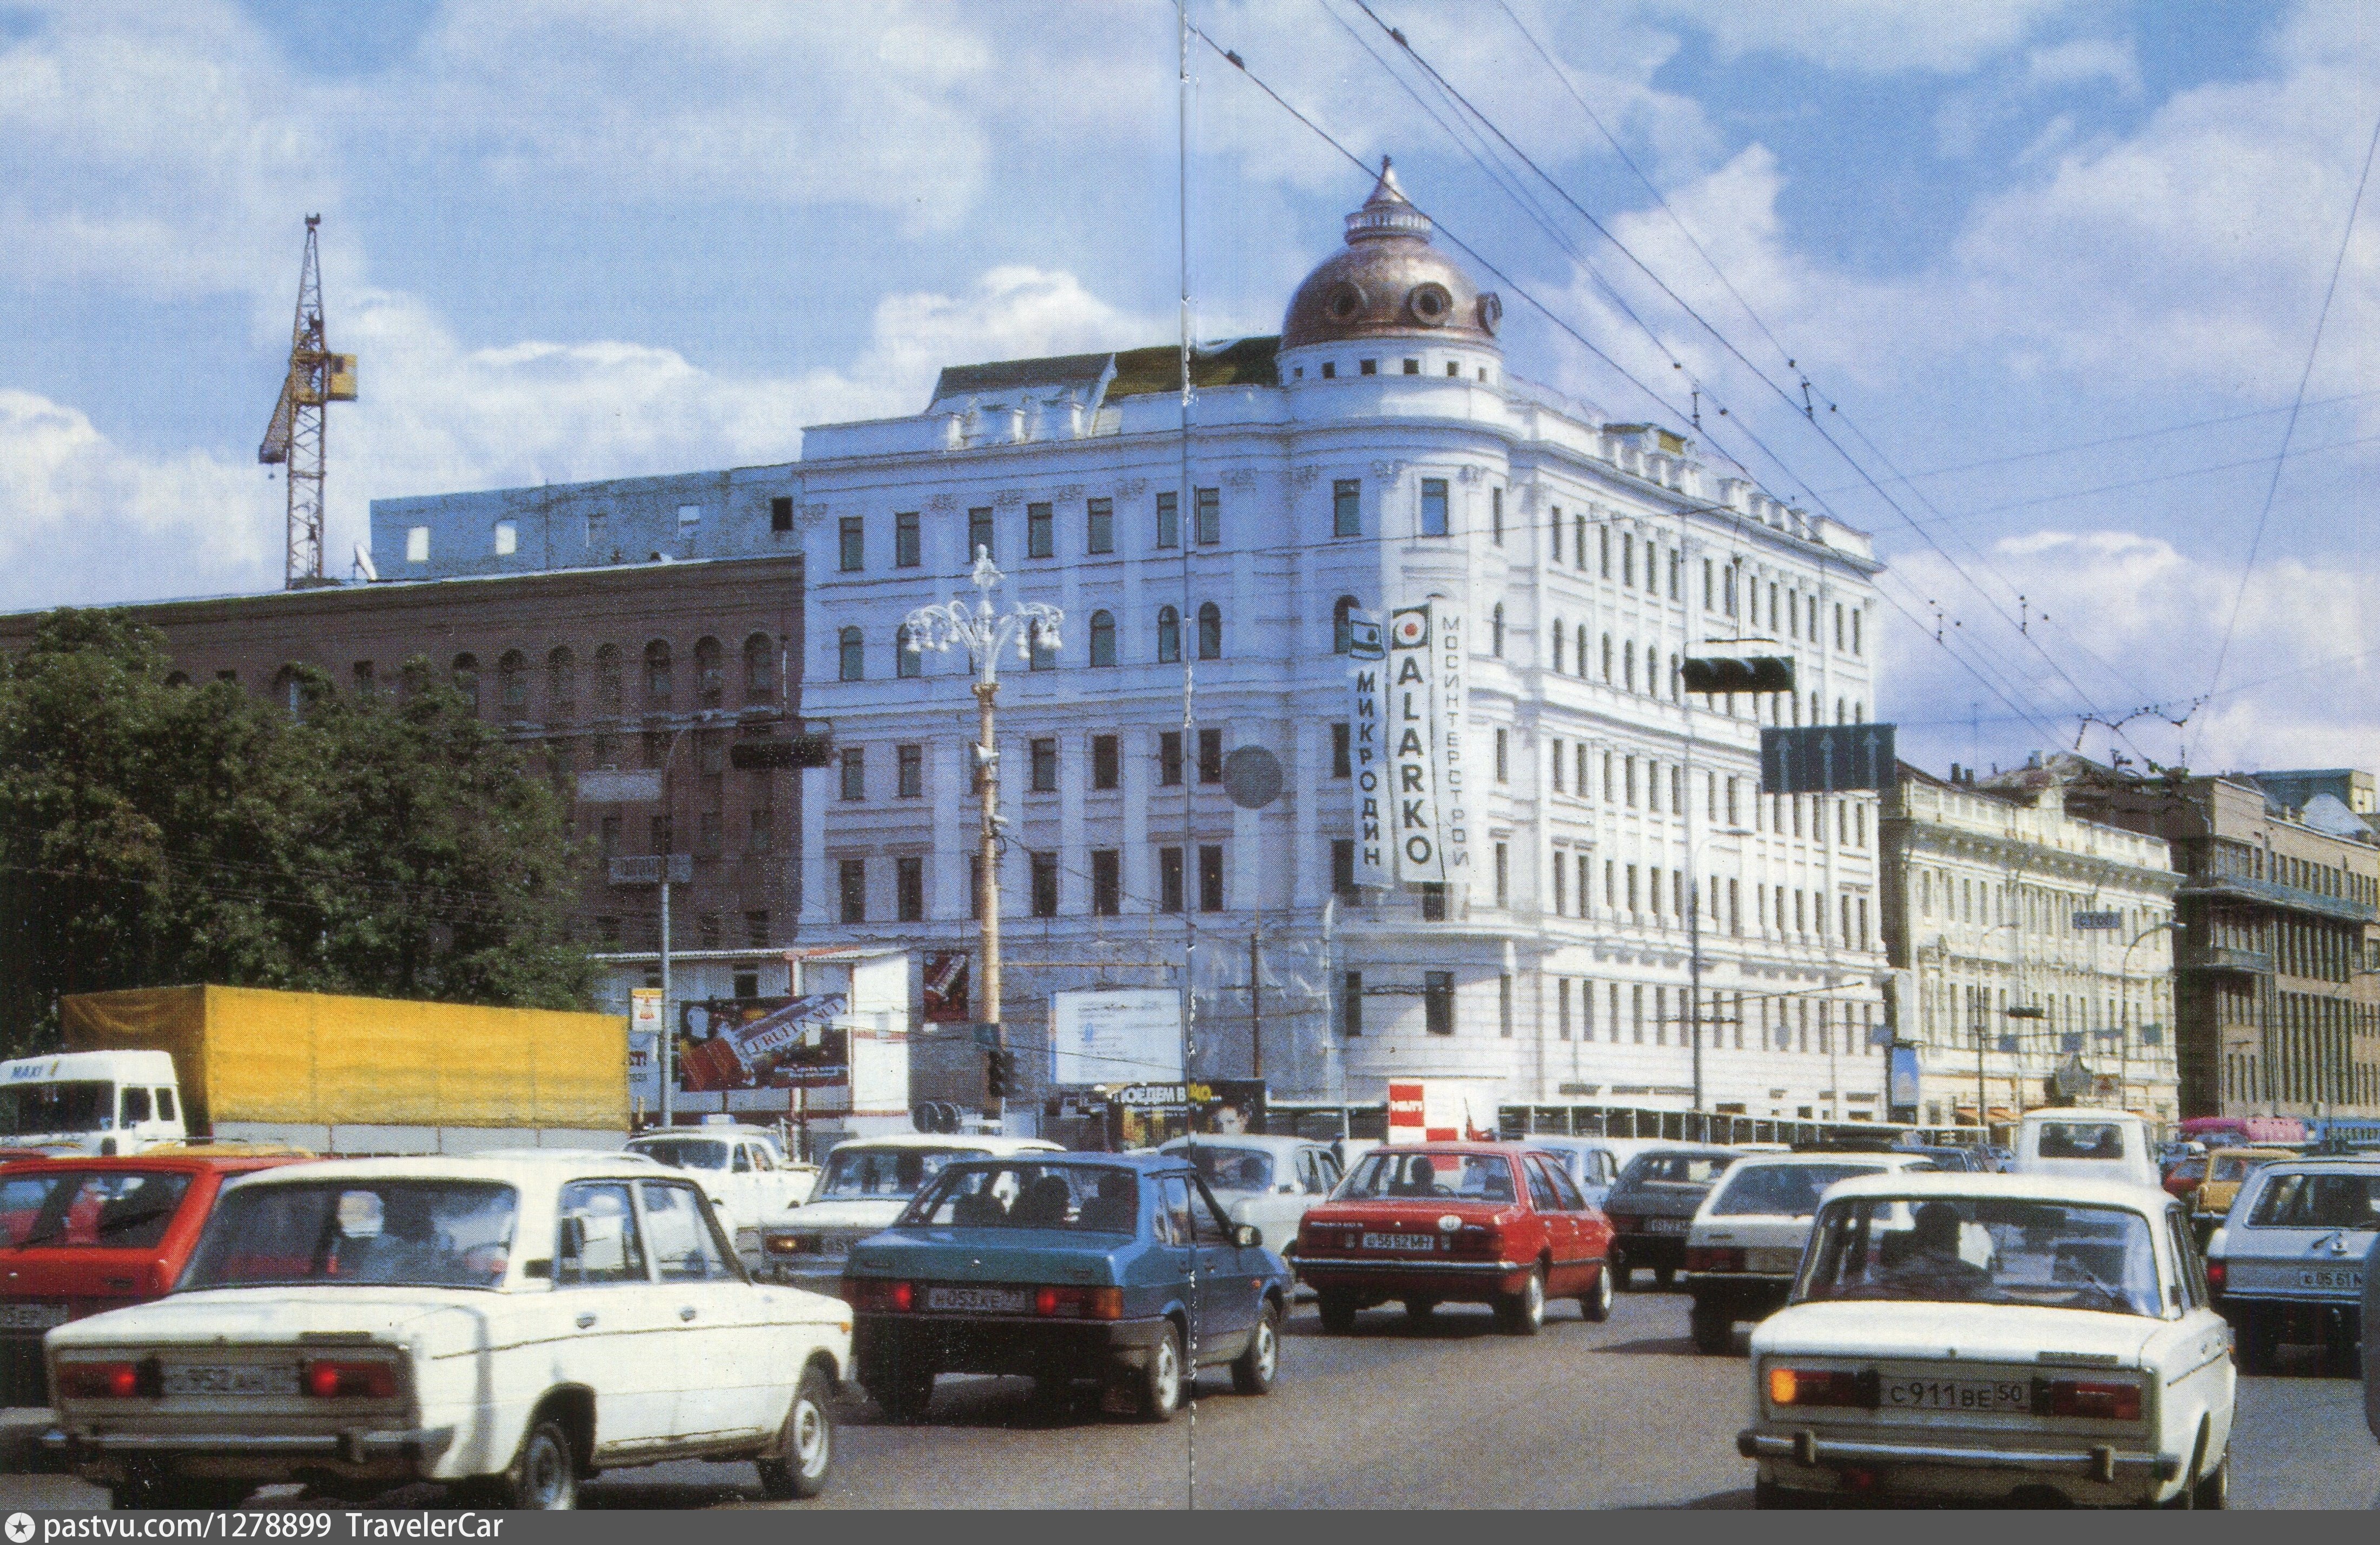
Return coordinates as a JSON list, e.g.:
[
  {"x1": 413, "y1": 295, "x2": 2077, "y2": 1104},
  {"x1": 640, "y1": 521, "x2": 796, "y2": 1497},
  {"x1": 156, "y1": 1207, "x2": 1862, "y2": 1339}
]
[
  {"x1": 1280, "y1": 159, "x2": 1500, "y2": 352},
  {"x1": 928, "y1": 351, "x2": 1115, "y2": 408},
  {"x1": 1106, "y1": 336, "x2": 1281, "y2": 397}
]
